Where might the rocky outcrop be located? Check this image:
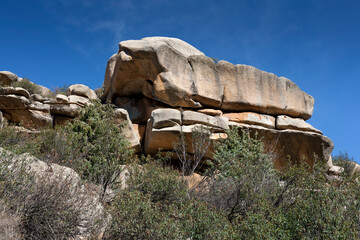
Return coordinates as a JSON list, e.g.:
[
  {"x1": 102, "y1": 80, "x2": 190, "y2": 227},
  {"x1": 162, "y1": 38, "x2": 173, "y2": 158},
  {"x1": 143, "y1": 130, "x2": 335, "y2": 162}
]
[
  {"x1": 144, "y1": 109, "x2": 229, "y2": 157},
  {"x1": 0, "y1": 81, "x2": 100, "y2": 128},
  {"x1": 0, "y1": 37, "x2": 335, "y2": 170},
  {"x1": 143, "y1": 108, "x2": 333, "y2": 168},
  {"x1": 0, "y1": 87, "x2": 52, "y2": 128},
  {"x1": 100, "y1": 36, "x2": 332, "y2": 168},
  {"x1": 0, "y1": 71, "x2": 18, "y2": 86},
  {"x1": 103, "y1": 37, "x2": 314, "y2": 120}
]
